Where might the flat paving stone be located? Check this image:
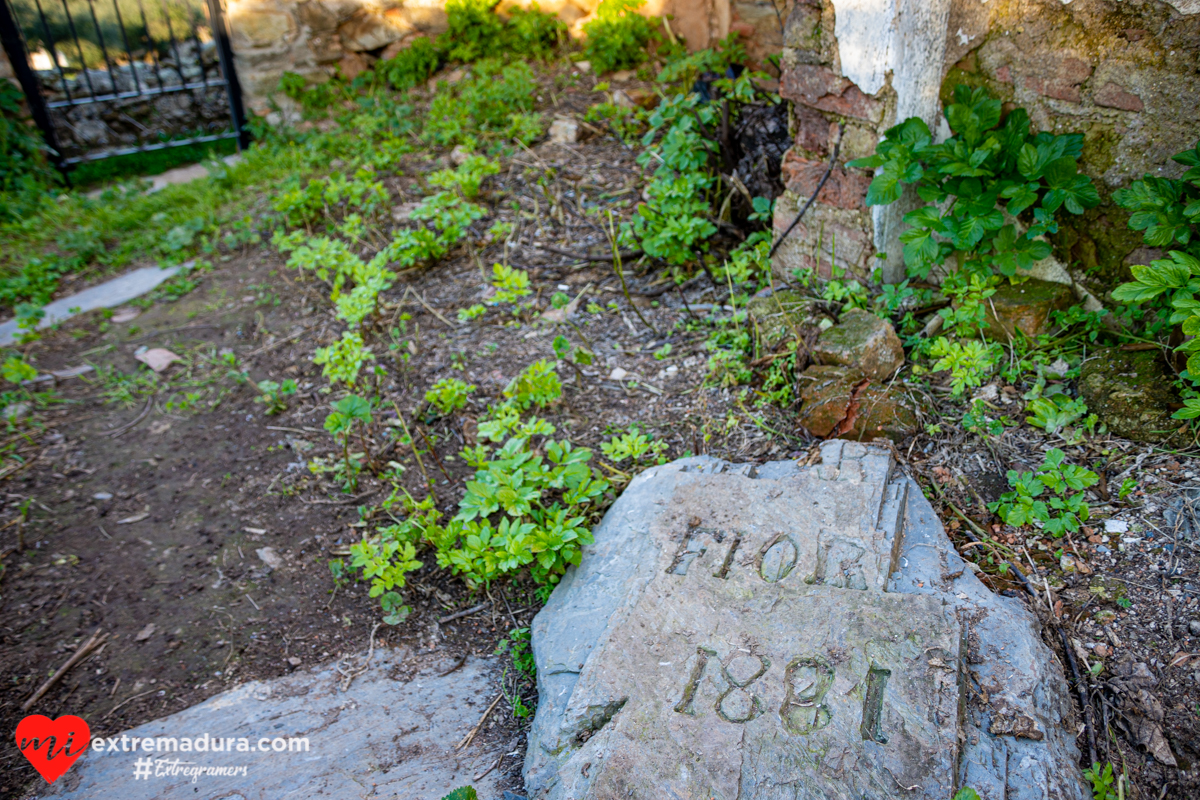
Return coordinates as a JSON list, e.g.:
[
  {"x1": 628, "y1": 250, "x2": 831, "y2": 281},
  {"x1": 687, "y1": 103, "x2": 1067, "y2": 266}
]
[
  {"x1": 0, "y1": 266, "x2": 181, "y2": 346},
  {"x1": 35, "y1": 651, "x2": 511, "y2": 800},
  {"x1": 525, "y1": 441, "x2": 1087, "y2": 800}
]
